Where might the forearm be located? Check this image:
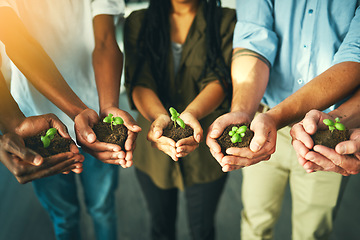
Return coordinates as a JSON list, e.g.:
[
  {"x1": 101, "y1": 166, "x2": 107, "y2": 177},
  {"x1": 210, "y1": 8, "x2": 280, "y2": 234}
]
[
  {"x1": 0, "y1": 71, "x2": 25, "y2": 133},
  {"x1": 329, "y1": 87, "x2": 360, "y2": 129},
  {"x1": 183, "y1": 81, "x2": 225, "y2": 120},
  {"x1": 132, "y1": 86, "x2": 168, "y2": 122},
  {"x1": 0, "y1": 8, "x2": 87, "y2": 120},
  {"x1": 267, "y1": 62, "x2": 360, "y2": 129},
  {"x1": 92, "y1": 15, "x2": 123, "y2": 112},
  {"x1": 231, "y1": 48, "x2": 270, "y2": 119}
]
